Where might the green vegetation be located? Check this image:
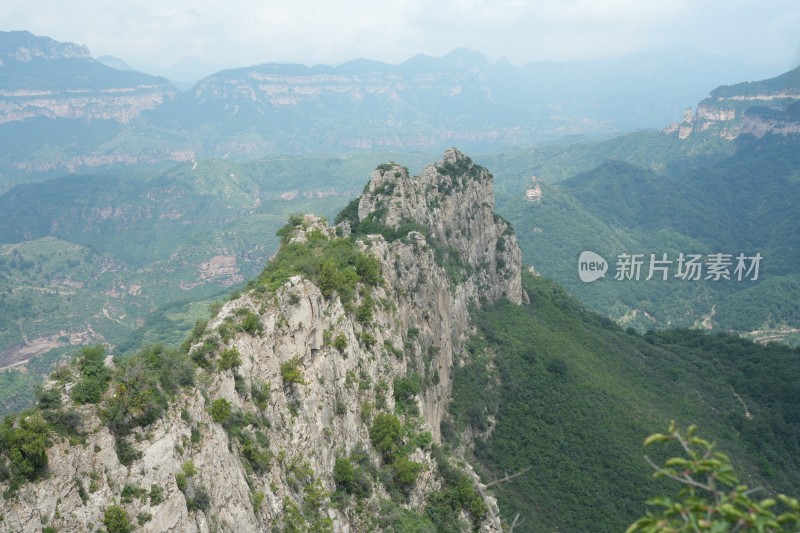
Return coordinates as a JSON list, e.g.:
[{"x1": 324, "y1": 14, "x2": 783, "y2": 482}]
[
  {"x1": 376, "y1": 499, "x2": 438, "y2": 531},
  {"x1": 218, "y1": 347, "x2": 242, "y2": 371},
  {"x1": 391, "y1": 456, "x2": 424, "y2": 490},
  {"x1": 240, "y1": 310, "x2": 262, "y2": 336},
  {"x1": 1, "y1": 118, "x2": 798, "y2": 531},
  {"x1": 175, "y1": 462, "x2": 210, "y2": 512},
  {"x1": 70, "y1": 345, "x2": 111, "y2": 405},
  {"x1": 149, "y1": 484, "x2": 165, "y2": 505},
  {"x1": 359, "y1": 331, "x2": 376, "y2": 349},
  {"x1": 650, "y1": 328, "x2": 800, "y2": 482},
  {"x1": 209, "y1": 396, "x2": 272, "y2": 475},
  {"x1": 279, "y1": 463, "x2": 334, "y2": 532},
  {"x1": 103, "y1": 505, "x2": 133, "y2": 533},
  {"x1": 450, "y1": 273, "x2": 800, "y2": 531},
  {"x1": 103, "y1": 345, "x2": 194, "y2": 464},
  {"x1": 333, "y1": 197, "x2": 360, "y2": 228},
  {"x1": 241, "y1": 433, "x2": 271, "y2": 473},
  {"x1": 352, "y1": 211, "x2": 430, "y2": 243},
  {"x1": 210, "y1": 398, "x2": 232, "y2": 423},
  {"x1": 336, "y1": 194, "x2": 474, "y2": 288},
  {"x1": 426, "y1": 474, "x2": 487, "y2": 531},
  {"x1": 369, "y1": 413, "x2": 425, "y2": 495},
  {"x1": 369, "y1": 413, "x2": 403, "y2": 458},
  {"x1": 355, "y1": 292, "x2": 374, "y2": 325},
  {"x1": 393, "y1": 373, "x2": 422, "y2": 415},
  {"x1": 280, "y1": 357, "x2": 306, "y2": 385},
  {"x1": 333, "y1": 455, "x2": 372, "y2": 499},
  {"x1": 333, "y1": 333, "x2": 348, "y2": 353},
  {"x1": 492, "y1": 132, "x2": 800, "y2": 339},
  {"x1": 0, "y1": 152, "x2": 381, "y2": 414},
  {"x1": 0, "y1": 409, "x2": 49, "y2": 494},
  {"x1": 628, "y1": 422, "x2": 800, "y2": 533},
  {"x1": 256, "y1": 220, "x2": 381, "y2": 304},
  {"x1": 120, "y1": 483, "x2": 147, "y2": 504},
  {"x1": 435, "y1": 153, "x2": 487, "y2": 182},
  {"x1": 252, "y1": 380, "x2": 270, "y2": 410}
]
